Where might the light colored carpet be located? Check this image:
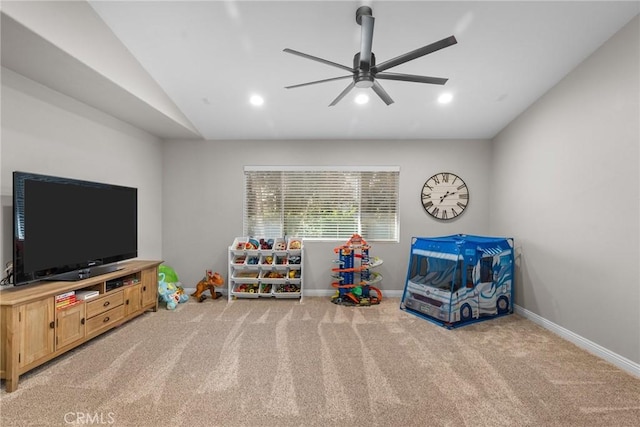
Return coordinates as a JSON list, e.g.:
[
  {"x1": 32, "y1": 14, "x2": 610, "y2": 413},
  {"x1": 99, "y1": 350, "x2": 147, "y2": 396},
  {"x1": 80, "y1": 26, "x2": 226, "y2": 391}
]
[{"x1": 1, "y1": 297, "x2": 638, "y2": 426}]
